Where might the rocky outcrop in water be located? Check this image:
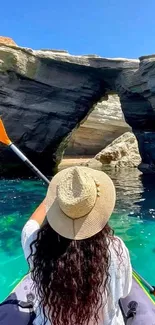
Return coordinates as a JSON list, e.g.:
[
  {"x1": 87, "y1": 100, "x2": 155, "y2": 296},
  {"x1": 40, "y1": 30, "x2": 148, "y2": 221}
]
[
  {"x1": 66, "y1": 95, "x2": 131, "y2": 155},
  {"x1": 94, "y1": 132, "x2": 141, "y2": 168},
  {"x1": 0, "y1": 37, "x2": 155, "y2": 175}
]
